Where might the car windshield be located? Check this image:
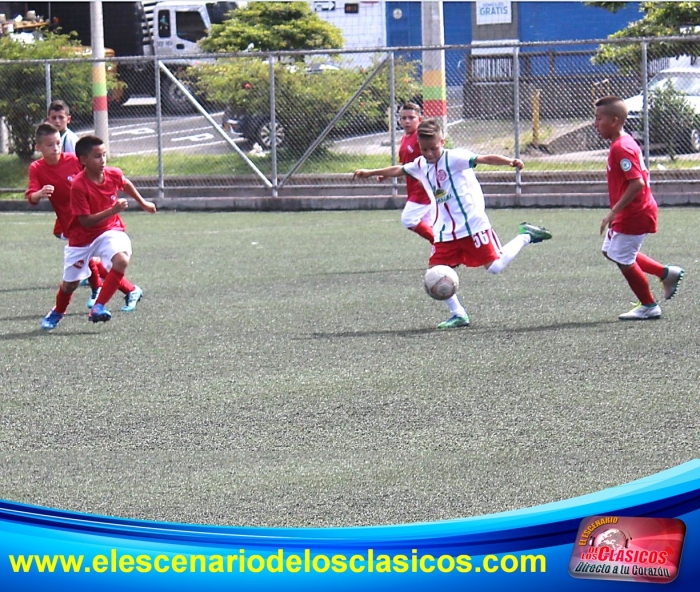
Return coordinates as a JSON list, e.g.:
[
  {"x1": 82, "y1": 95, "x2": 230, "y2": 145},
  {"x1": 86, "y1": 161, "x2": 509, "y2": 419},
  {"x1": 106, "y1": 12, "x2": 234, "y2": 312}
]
[{"x1": 649, "y1": 73, "x2": 700, "y2": 96}]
